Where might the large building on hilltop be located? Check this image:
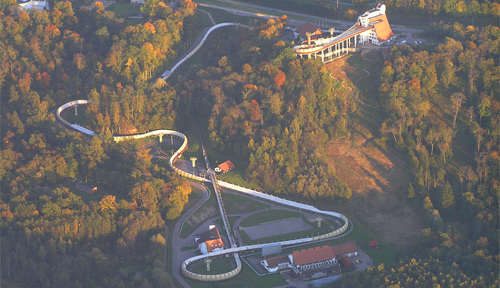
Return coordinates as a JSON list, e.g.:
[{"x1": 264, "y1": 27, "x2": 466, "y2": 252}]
[
  {"x1": 18, "y1": 0, "x2": 49, "y2": 11},
  {"x1": 294, "y1": 4, "x2": 395, "y2": 63},
  {"x1": 357, "y1": 4, "x2": 395, "y2": 45}
]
